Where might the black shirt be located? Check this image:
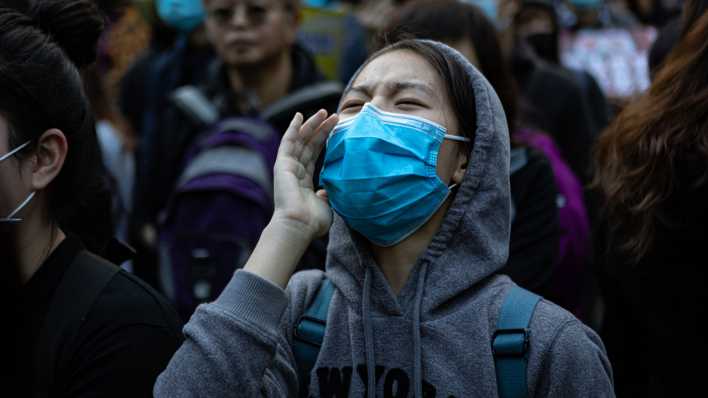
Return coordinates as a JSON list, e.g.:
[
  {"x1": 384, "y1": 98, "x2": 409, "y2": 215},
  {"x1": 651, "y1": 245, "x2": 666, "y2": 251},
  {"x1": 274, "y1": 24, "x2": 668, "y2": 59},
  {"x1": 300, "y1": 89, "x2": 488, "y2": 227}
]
[
  {"x1": 502, "y1": 147, "x2": 560, "y2": 296},
  {"x1": 12, "y1": 236, "x2": 183, "y2": 397}
]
